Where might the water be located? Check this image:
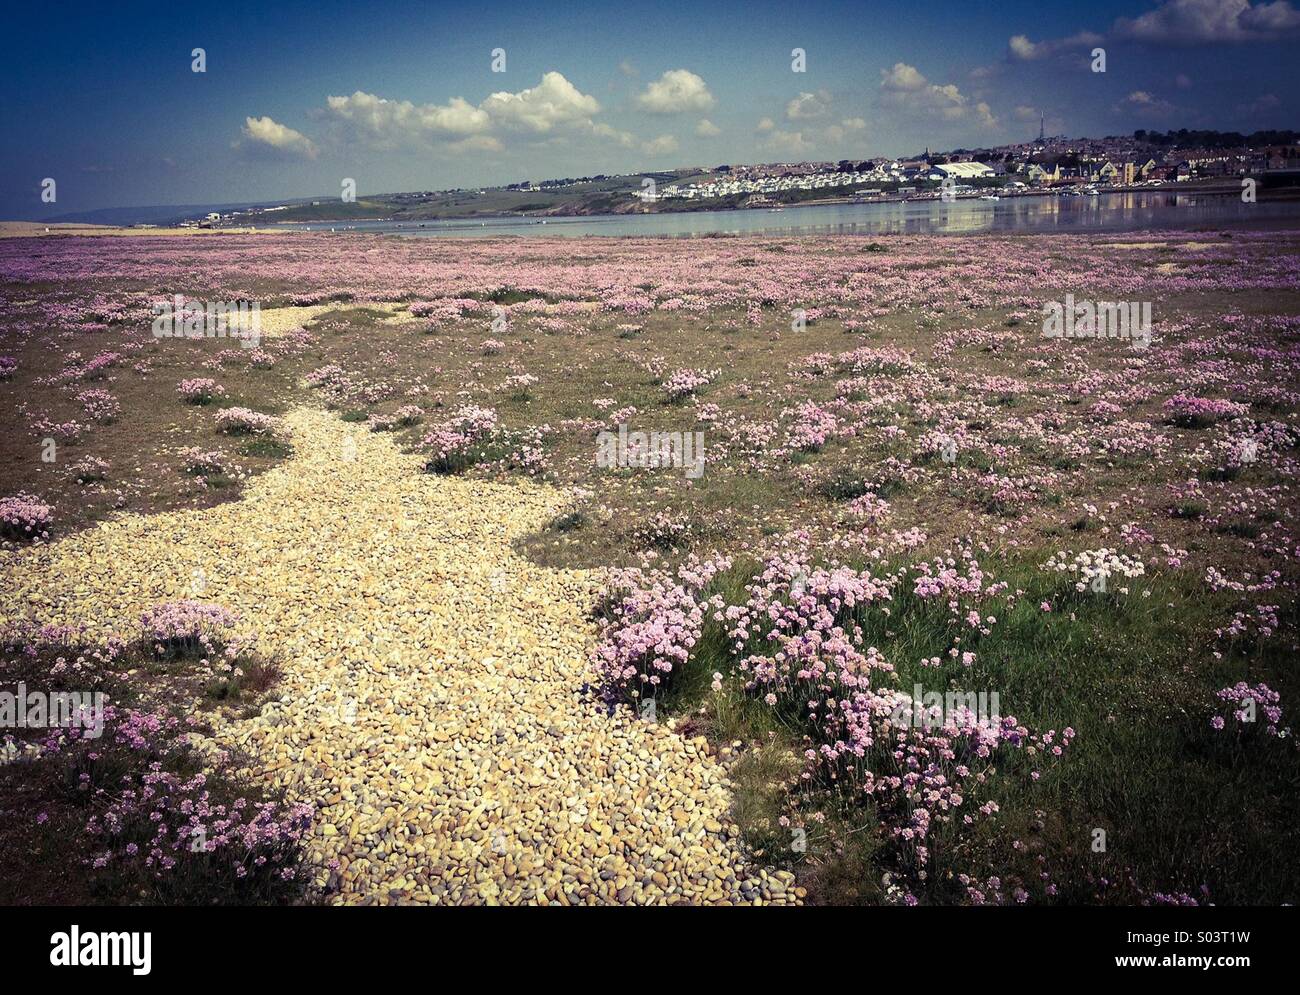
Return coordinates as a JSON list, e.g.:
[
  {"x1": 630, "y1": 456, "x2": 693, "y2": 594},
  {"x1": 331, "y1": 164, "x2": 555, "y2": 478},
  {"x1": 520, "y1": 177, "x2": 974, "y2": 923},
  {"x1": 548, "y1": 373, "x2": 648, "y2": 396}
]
[{"x1": 270, "y1": 190, "x2": 1300, "y2": 239}]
